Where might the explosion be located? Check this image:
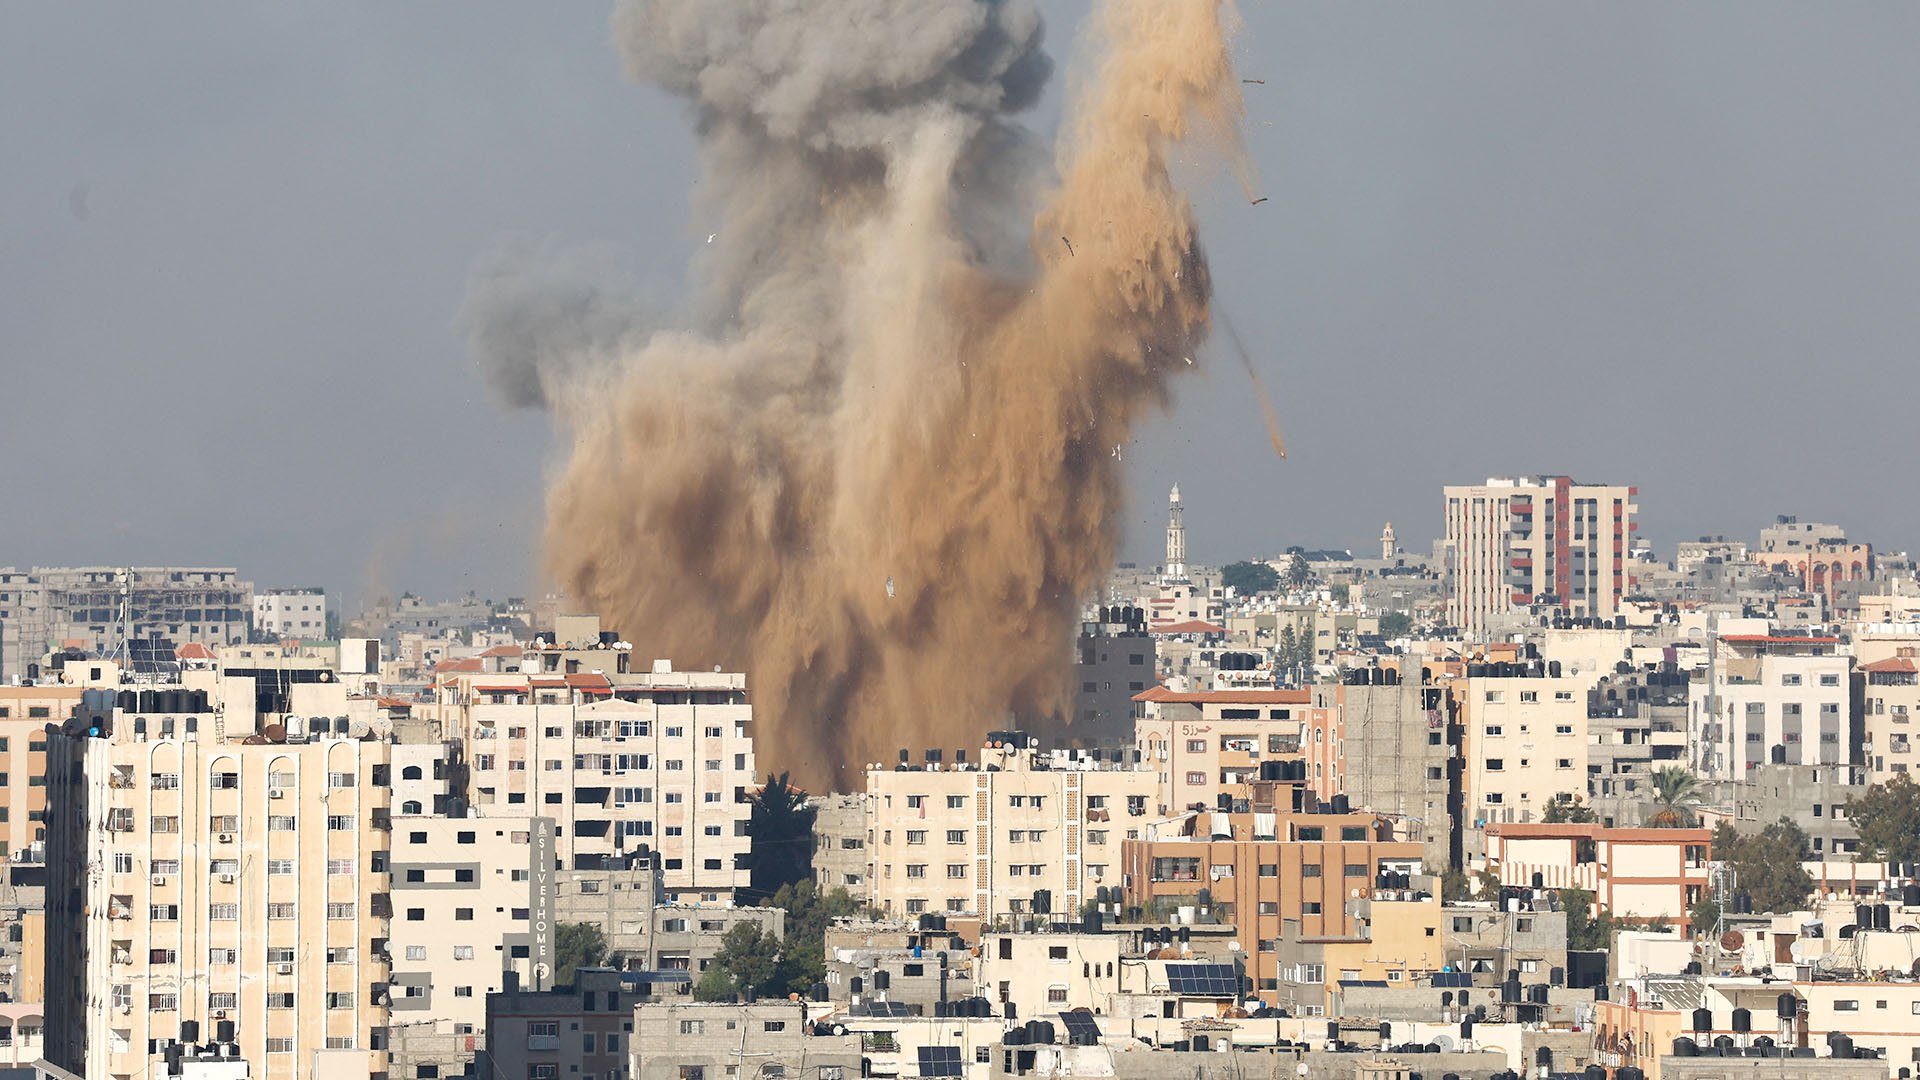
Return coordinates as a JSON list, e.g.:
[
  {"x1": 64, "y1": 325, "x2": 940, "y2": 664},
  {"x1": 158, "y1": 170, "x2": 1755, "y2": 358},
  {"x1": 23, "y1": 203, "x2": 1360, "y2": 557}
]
[{"x1": 474, "y1": 0, "x2": 1246, "y2": 790}]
